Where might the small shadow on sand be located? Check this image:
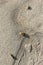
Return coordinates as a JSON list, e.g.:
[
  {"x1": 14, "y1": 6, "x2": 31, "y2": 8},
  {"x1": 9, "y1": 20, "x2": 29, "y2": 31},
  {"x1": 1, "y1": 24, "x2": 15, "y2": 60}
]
[
  {"x1": 24, "y1": 33, "x2": 30, "y2": 38},
  {"x1": 22, "y1": 33, "x2": 30, "y2": 38}
]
